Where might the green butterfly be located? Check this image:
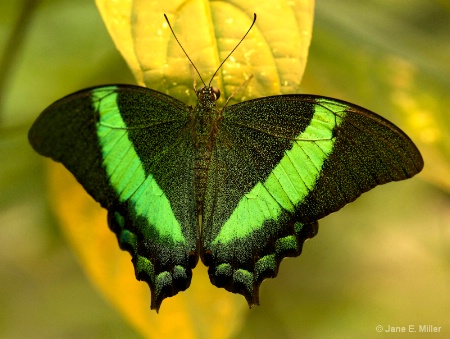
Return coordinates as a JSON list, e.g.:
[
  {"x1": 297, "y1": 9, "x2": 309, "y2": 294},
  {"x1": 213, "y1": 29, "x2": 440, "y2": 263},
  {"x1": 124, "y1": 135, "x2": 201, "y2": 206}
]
[{"x1": 28, "y1": 15, "x2": 423, "y2": 312}]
